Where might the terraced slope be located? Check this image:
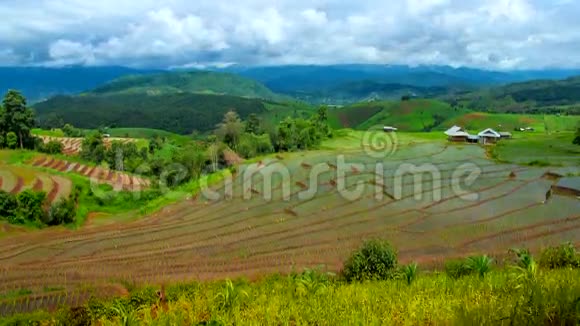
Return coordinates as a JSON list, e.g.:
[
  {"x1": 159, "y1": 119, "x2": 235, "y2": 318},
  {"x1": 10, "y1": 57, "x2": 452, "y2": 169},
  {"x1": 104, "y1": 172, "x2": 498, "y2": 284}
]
[
  {"x1": 30, "y1": 156, "x2": 150, "y2": 191},
  {"x1": 0, "y1": 137, "x2": 578, "y2": 307},
  {"x1": 0, "y1": 165, "x2": 72, "y2": 203},
  {"x1": 39, "y1": 136, "x2": 137, "y2": 156}
]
